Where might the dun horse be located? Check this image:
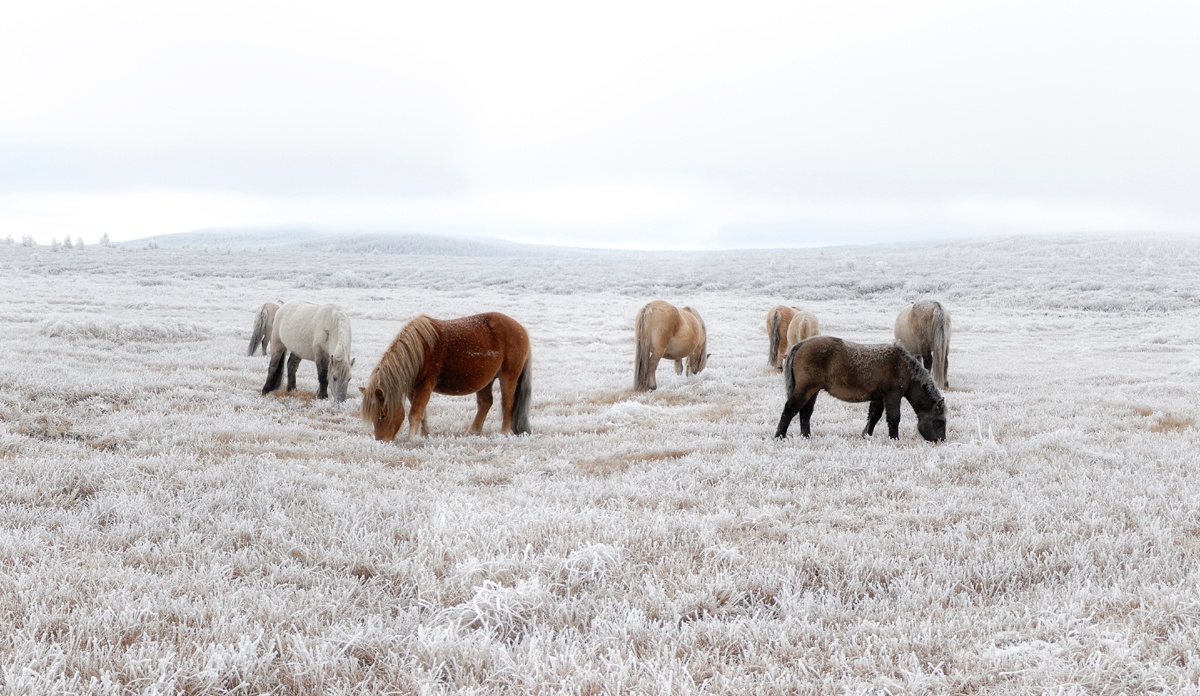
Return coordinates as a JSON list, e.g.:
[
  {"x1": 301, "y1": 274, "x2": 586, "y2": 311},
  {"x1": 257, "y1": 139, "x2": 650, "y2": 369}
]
[
  {"x1": 766, "y1": 306, "x2": 799, "y2": 370},
  {"x1": 247, "y1": 301, "x2": 281, "y2": 356},
  {"x1": 775, "y1": 336, "x2": 946, "y2": 442},
  {"x1": 894, "y1": 300, "x2": 951, "y2": 388},
  {"x1": 785, "y1": 310, "x2": 820, "y2": 353},
  {"x1": 360, "y1": 312, "x2": 532, "y2": 441},
  {"x1": 634, "y1": 300, "x2": 708, "y2": 391},
  {"x1": 262, "y1": 301, "x2": 354, "y2": 401}
]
